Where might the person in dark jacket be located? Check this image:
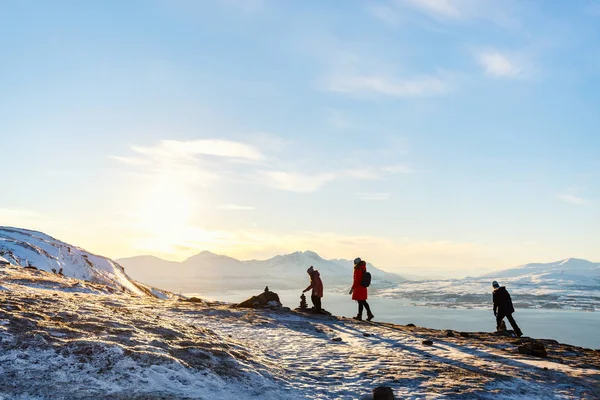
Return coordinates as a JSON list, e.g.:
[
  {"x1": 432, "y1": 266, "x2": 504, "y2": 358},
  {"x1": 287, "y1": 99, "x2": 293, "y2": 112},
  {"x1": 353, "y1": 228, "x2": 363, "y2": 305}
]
[
  {"x1": 492, "y1": 281, "x2": 523, "y2": 337},
  {"x1": 303, "y1": 266, "x2": 324, "y2": 312},
  {"x1": 349, "y1": 257, "x2": 374, "y2": 321}
]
